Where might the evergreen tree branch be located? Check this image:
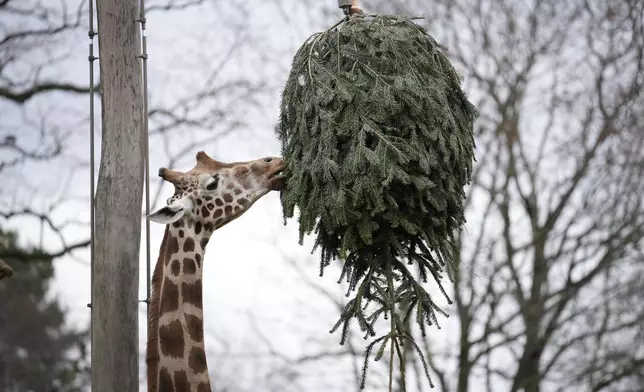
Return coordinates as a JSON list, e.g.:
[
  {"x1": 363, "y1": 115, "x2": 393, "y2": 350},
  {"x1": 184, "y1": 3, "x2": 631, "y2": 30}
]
[{"x1": 279, "y1": 13, "x2": 477, "y2": 390}]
